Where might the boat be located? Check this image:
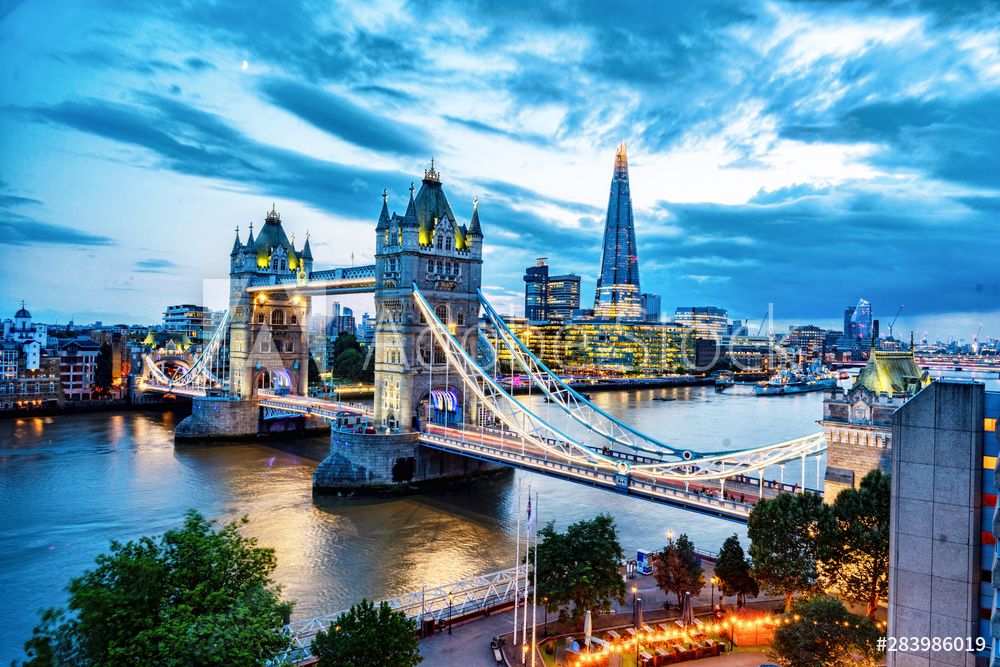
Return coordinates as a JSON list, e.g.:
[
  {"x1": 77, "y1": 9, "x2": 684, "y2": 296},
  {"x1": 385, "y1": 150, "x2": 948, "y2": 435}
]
[
  {"x1": 754, "y1": 365, "x2": 839, "y2": 396},
  {"x1": 653, "y1": 397, "x2": 676, "y2": 401}
]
